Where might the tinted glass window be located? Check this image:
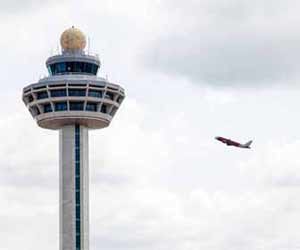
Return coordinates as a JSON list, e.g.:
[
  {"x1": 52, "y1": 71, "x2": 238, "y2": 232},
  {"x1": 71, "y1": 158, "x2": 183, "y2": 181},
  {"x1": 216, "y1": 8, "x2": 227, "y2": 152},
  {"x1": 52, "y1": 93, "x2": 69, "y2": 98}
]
[
  {"x1": 27, "y1": 95, "x2": 34, "y2": 102},
  {"x1": 101, "y1": 104, "x2": 107, "y2": 113},
  {"x1": 37, "y1": 91, "x2": 48, "y2": 100},
  {"x1": 117, "y1": 96, "x2": 123, "y2": 104},
  {"x1": 43, "y1": 103, "x2": 52, "y2": 113},
  {"x1": 75, "y1": 149, "x2": 80, "y2": 162},
  {"x1": 85, "y1": 63, "x2": 92, "y2": 73},
  {"x1": 49, "y1": 62, "x2": 98, "y2": 75},
  {"x1": 70, "y1": 102, "x2": 84, "y2": 111},
  {"x1": 110, "y1": 107, "x2": 118, "y2": 116},
  {"x1": 51, "y1": 84, "x2": 66, "y2": 88},
  {"x1": 74, "y1": 62, "x2": 82, "y2": 72},
  {"x1": 57, "y1": 62, "x2": 66, "y2": 73},
  {"x1": 76, "y1": 163, "x2": 80, "y2": 175},
  {"x1": 76, "y1": 191, "x2": 80, "y2": 202},
  {"x1": 91, "y1": 64, "x2": 98, "y2": 74},
  {"x1": 76, "y1": 178, "x2": 80, "y2": 188},
  {"x1": 76, "y1": 235, "x2": 81, "y2": 250},
  {"x1": 69, "y1": 89, "x2": 86, "y2": 96},
  {"x1": 75, "y1": 124, "x2": 81, "y2": 250},
  {"x1": 33, "y1": 85, "x2": 46, "y2": 90},
  {"x1": 88, "y1": 90, "x2": 102, "y2": 98},
  {"x1": 76, "y1": 221, "x2": 80, "y2": 233},
  {"x1": 51, "y1": 89, "x2": 67, "y2": 97},
  {"x1": 50, "y1": 62, "x2": 66, "y2": 74},
  {"x1": 76, "y1": 206, "x2": 80, "y2": 218},
  {"x1": 105, "y1": 92, "x2": 114, "y2": 100},
  {"x1": 86, "y1": 103, "x2": 97, "y2": 112},
  {"x1": 55, "y1": 102, "x2": 67, "y2": 111}
]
